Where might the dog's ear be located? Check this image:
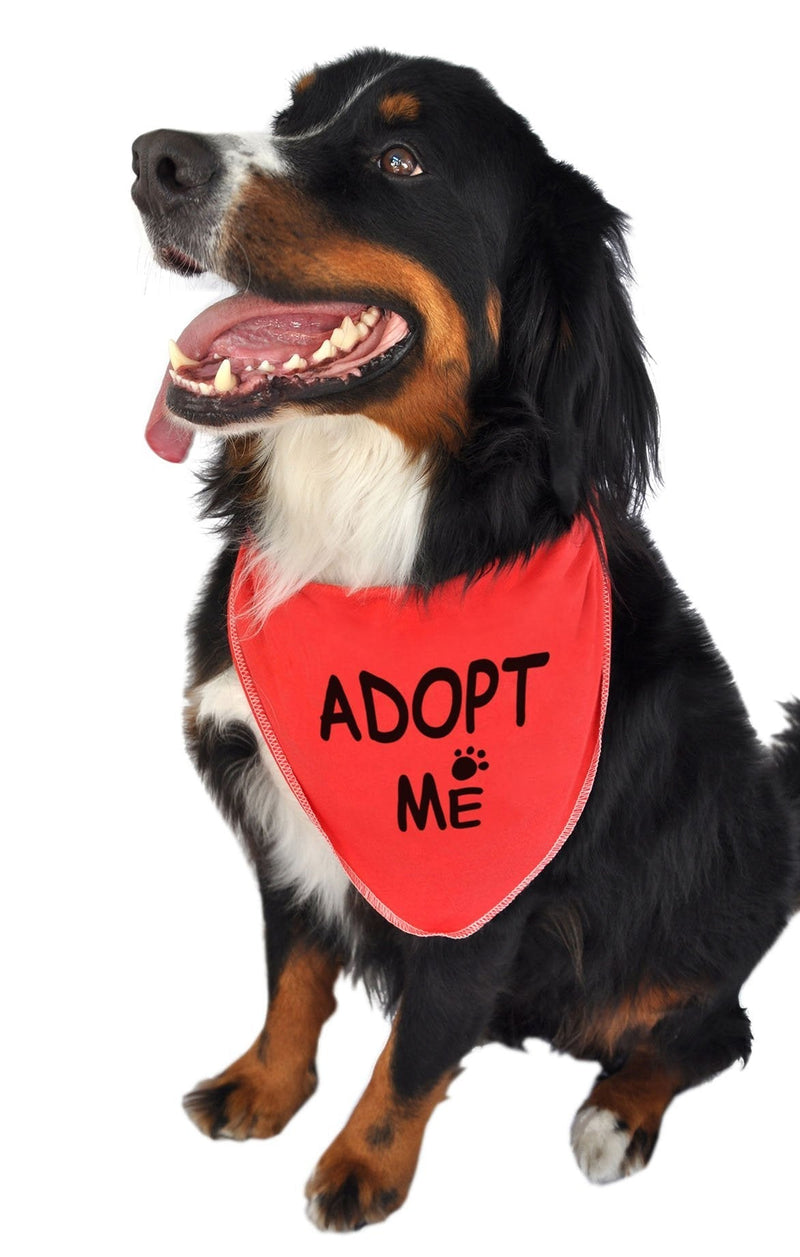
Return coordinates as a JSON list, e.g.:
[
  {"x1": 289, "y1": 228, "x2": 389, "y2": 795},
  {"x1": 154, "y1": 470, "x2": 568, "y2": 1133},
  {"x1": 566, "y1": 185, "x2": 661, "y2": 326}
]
[{"x1": 503, "y1": 159, "x2": 659, "y2": 518}]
